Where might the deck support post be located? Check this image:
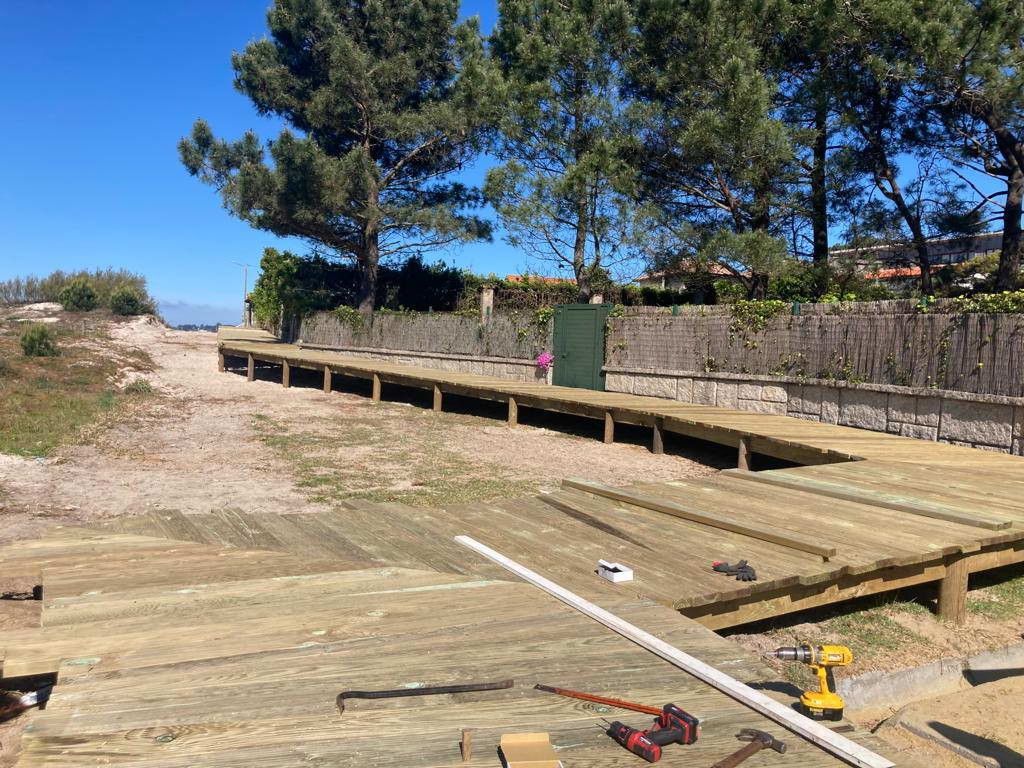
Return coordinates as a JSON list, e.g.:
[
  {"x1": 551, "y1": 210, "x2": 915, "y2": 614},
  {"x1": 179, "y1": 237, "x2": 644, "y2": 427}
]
[
  {"x1": 433, "y1": 385, "x2": 443, "y2": 412},
  {"x1": 323, "y1": 366, "x2": 331, "y2": 394},
  {"x1": 372, "y1": 374, "x2": 382, "y2": 402},
  {"x1": 217, "y1": 352, "x2": 225, "y2": 372},
  {"x1": 737, "y1": 437, "x2": 752, "y2": 471},
  {"x1": 508, "y1": 397, "x2": 518, "y2": 427},
  {"x1": 604, "y1": 412, "x2": 615, "y2": 444},
  {"x1": 282, "y1": 360, "x2": 291, "y2": 388},
  {"x1": 247, "y1": 354, "x2": 255, "y2": 382},
  {"x1": 938, "y1": 554, "x2": 969, "y2": 625},
  {"x1": 652, "y1": 418, "x2": 664, "y2": 455}
]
